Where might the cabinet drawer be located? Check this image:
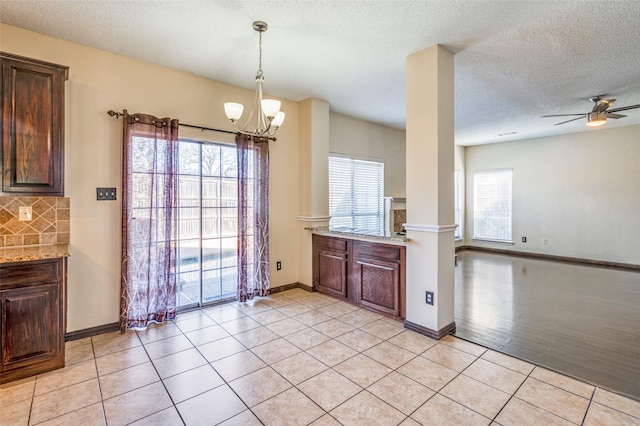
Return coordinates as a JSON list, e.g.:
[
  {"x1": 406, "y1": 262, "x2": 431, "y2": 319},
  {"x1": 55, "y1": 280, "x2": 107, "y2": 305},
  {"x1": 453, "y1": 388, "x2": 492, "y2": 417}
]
[
  {"x1": 314, "y1": 235, "x2": 347, "y2": 252},
  {"x1": 0, "y1": 259, "x2": 62, "y2": 288},
  {"x1": 355, "y1": 241, "x2": 400, "y2": 263}
]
